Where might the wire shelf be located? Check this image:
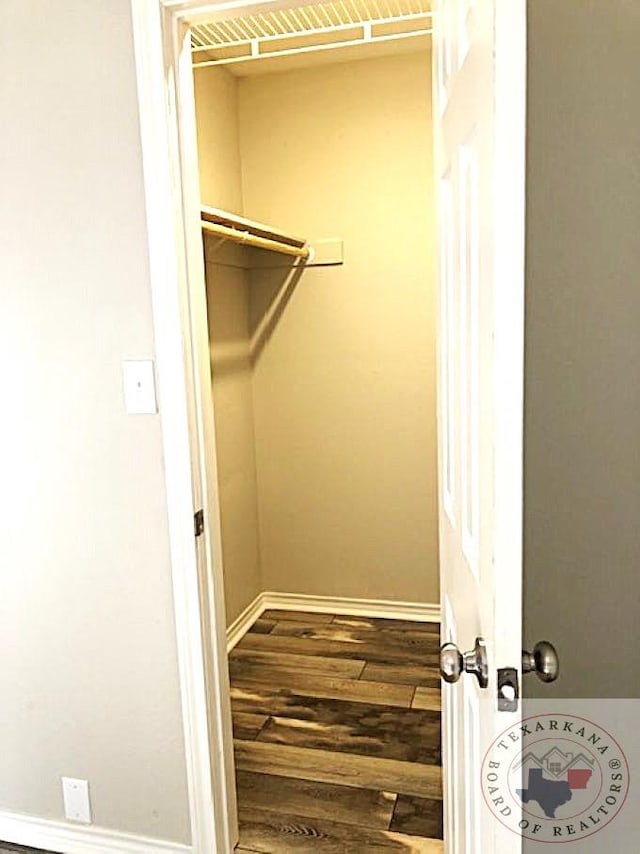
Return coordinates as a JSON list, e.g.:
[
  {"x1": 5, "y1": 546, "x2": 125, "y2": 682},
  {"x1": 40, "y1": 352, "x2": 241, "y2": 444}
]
[{"x1": 191, "y1": 0, "x2": 431, "y2": 67}]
